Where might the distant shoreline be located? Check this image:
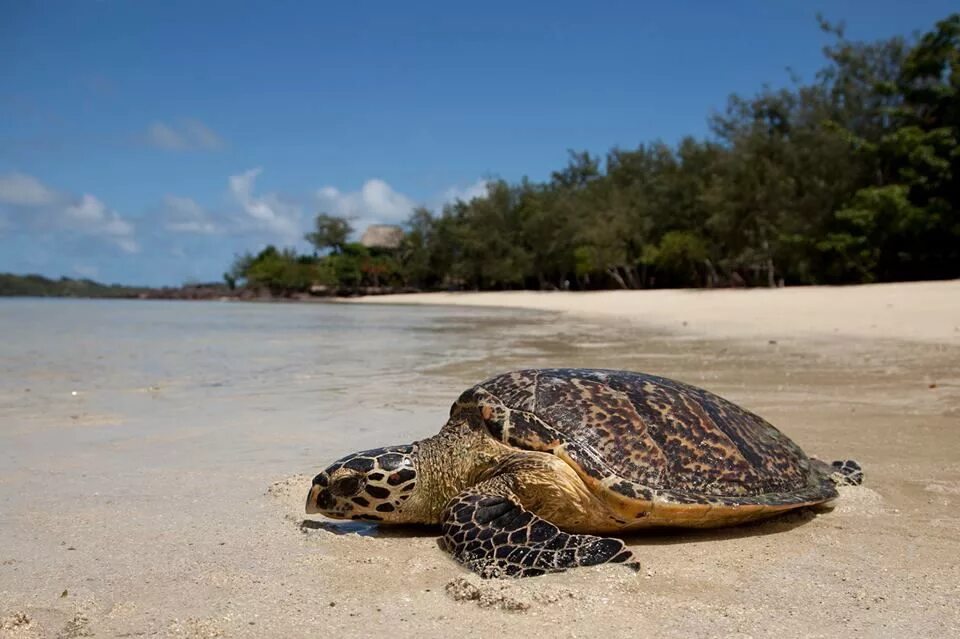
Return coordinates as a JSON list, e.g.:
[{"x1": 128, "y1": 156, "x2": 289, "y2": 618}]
[
  {"x1": 5, "y1": 278, "x2": 959, "y2": 345},
  {"x1": 344, "y1": 279, "x2": 960, "y2": 345}
]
